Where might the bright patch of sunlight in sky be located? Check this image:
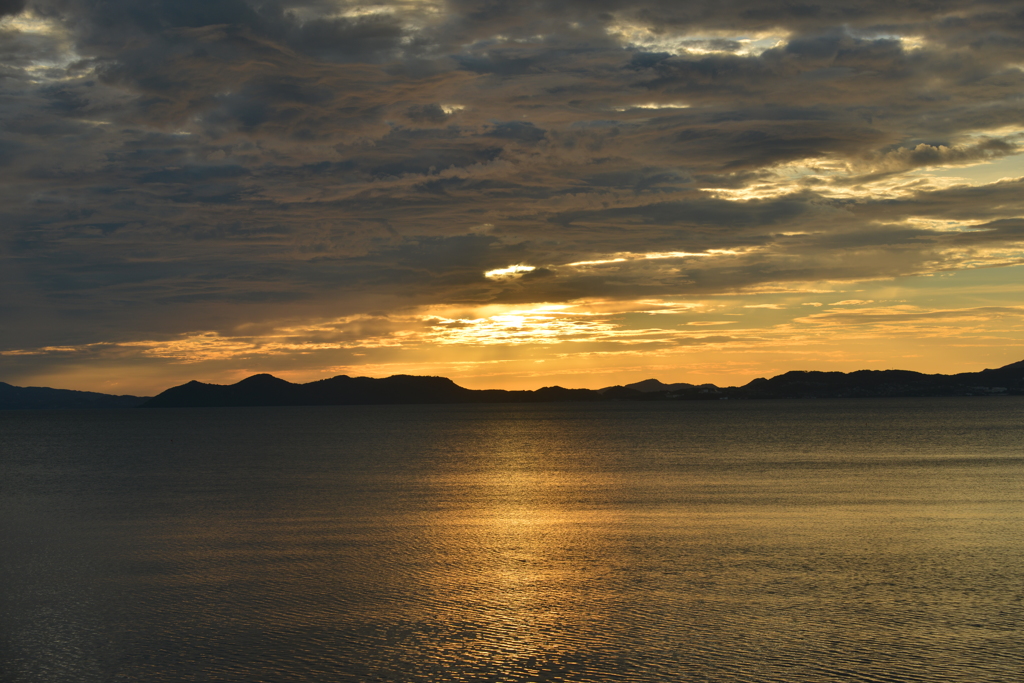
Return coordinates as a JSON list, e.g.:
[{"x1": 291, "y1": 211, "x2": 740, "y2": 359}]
[
  {"x1": 485, "y1": 265, "x2": 537, "y2": 279},
  {"x1": 605, "y1": 21, "x2": 789, "y2": 56}
]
